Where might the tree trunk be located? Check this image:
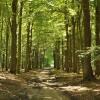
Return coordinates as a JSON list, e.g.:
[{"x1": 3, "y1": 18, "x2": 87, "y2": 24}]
[
  {"x1": 82, "y1": 0, "x2": 95, "y2": 81},
  {"x1": 69, "y1": 34, "x2": 73, "y2": 72},
  {"x1": 25, "y1": 21, "x2": 30, "y2": 72},
  {"x1": 72, "y1": 17, "x2": 77, "y2": 72},
  {"x1": 95, "y1": 0, "x2": 100, "y2": 76},
  {"x1": 64, "y1": 16, "x2": 70, "y2": 72},
  {"x1": 2, "y1": 54, "x2": 5, "y2": 71},
  {"x1": 0, "y1": 16, "x2": 3, "y2": 67},
  {"x1": 10, "y1": 0, "x2": 18, "y2": 74},
  {"x1": 34, "y1": 47, "x2": 39, "y2": 69},
  {"x1": 61, "y1": 39, "x2": 64, "y2": 70},
  {"x1": 5, "y1": 18, "x2": 10, "y2": 71},
  {"x1": 77, "y1": 5, "x2": 84, "y2": 71},
  {"x1": 53, "y1": 49, "x2": 56, "y2": 69},
  {"x1": 56, "y1": 39, "x2": 60, "y2": 69},
  {"x1": 17, "y1": 1, "x2": 23, "y2": 73},
  {"x1": 28, "y1": 23, "x2": 33, "y2": 70},
  {"x1": 53, "y1": 39, "x2": 60, "y2": 69}
]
